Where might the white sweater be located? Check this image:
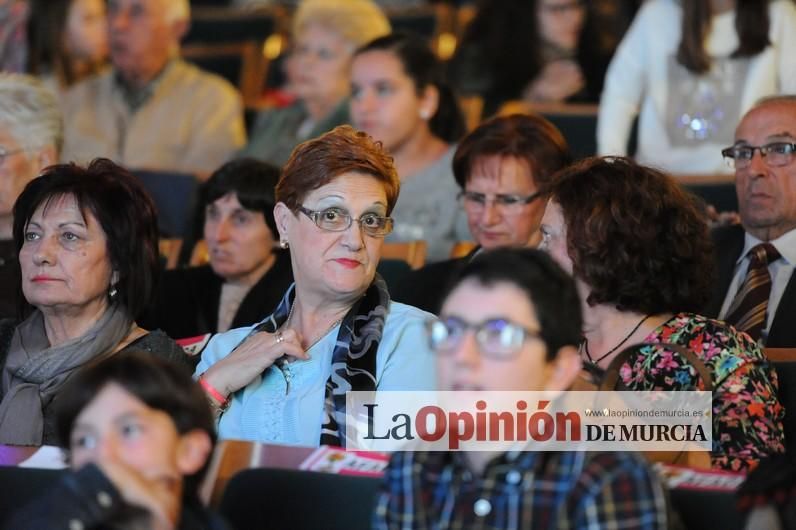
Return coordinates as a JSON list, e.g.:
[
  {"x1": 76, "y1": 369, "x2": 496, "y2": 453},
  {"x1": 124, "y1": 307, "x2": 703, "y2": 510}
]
[{"x1": 598, "y1": 0, "x2": 796, "y2": 175}]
